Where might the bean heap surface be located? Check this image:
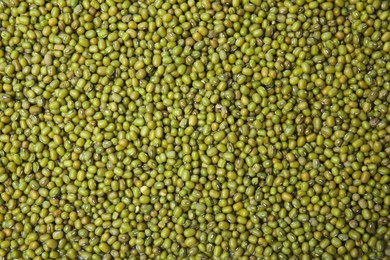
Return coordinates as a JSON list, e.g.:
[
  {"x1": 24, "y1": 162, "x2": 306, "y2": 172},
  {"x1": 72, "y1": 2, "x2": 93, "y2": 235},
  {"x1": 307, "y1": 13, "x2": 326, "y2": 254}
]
[{"x1": 0, "y1": 0, "x2": 389, "y2": 259}]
